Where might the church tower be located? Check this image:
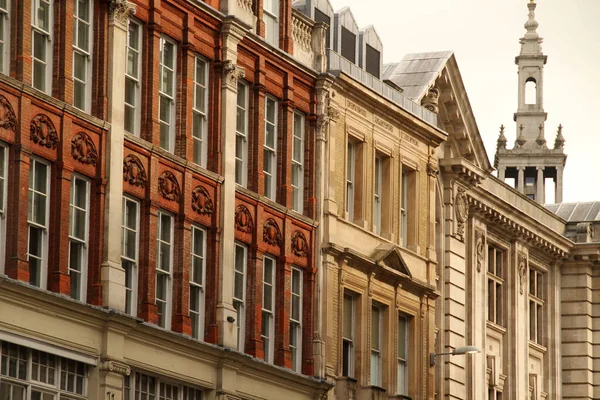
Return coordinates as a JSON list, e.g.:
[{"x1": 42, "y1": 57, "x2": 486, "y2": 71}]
[{"x1": 494, "y1": 0, "x2": 567, "y2": 204}]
